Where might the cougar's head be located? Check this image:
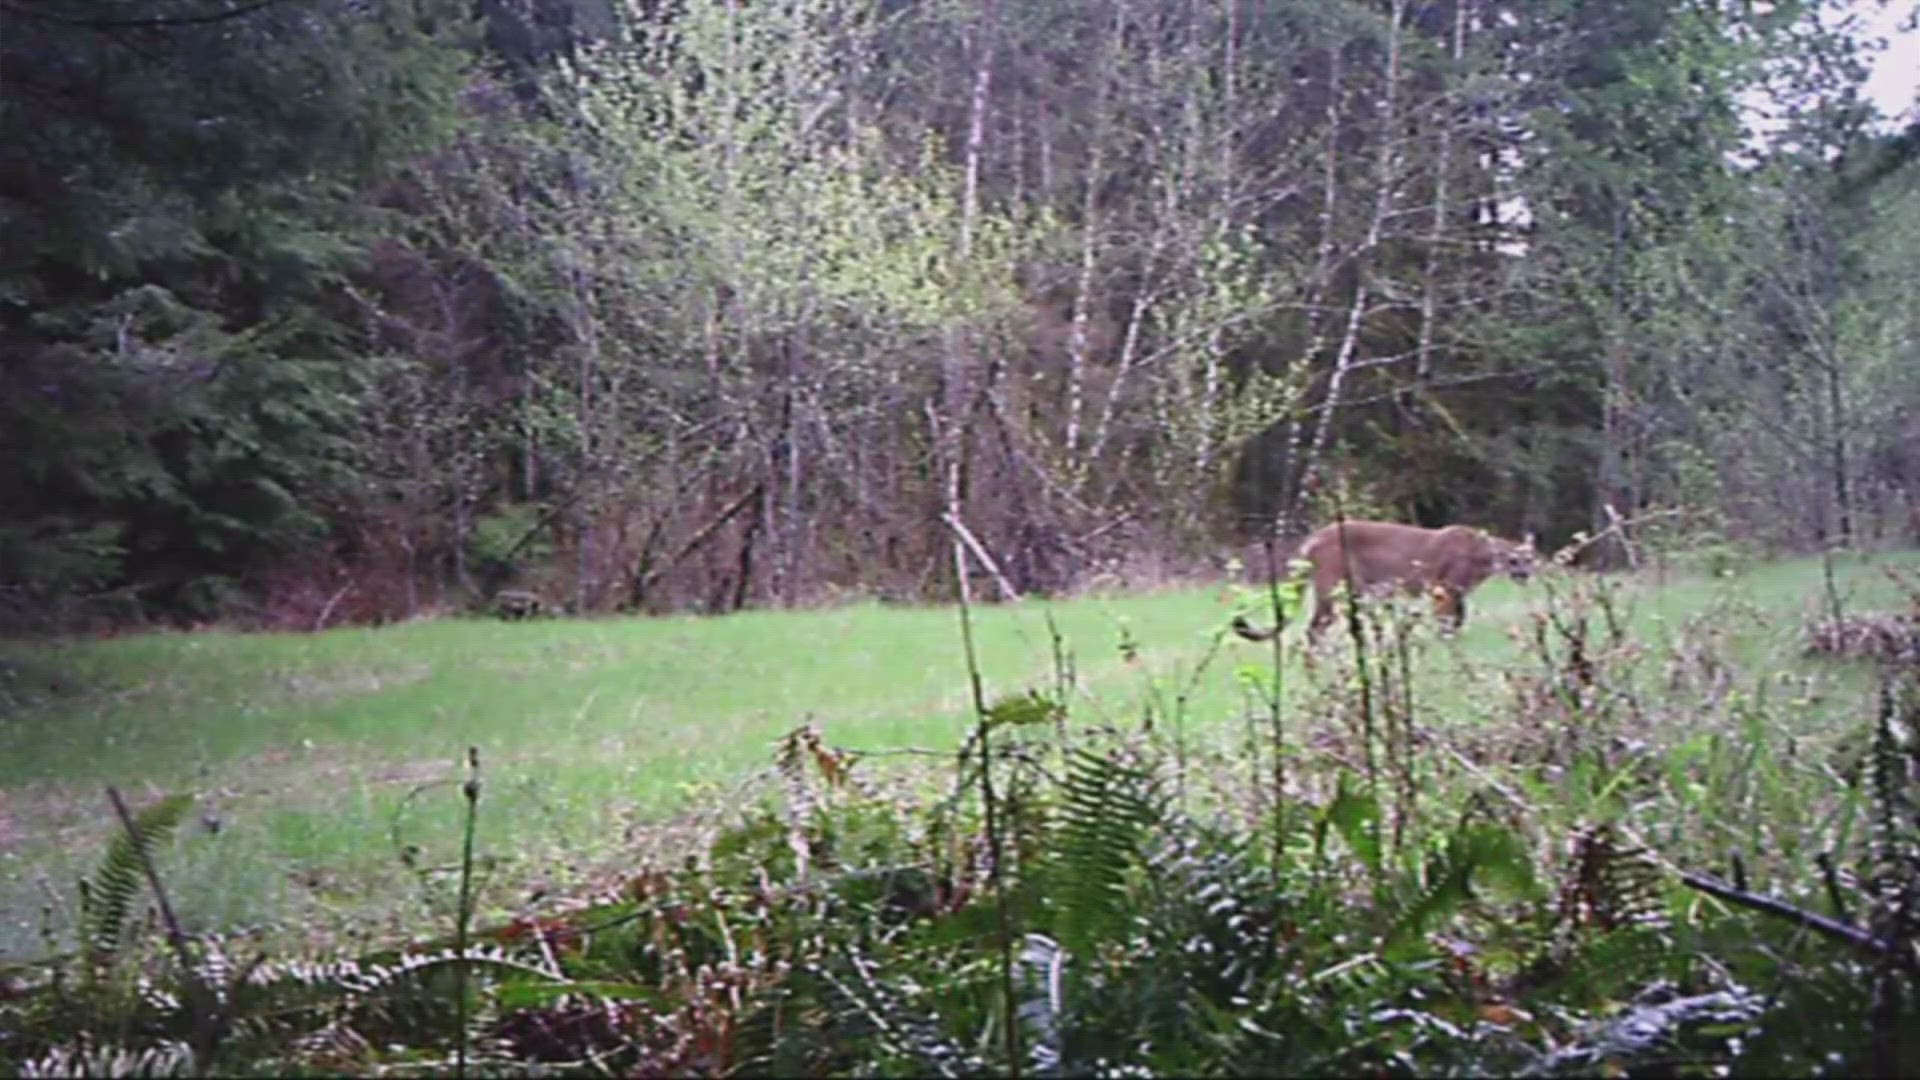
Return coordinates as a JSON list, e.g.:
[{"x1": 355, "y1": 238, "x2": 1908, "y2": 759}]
[{"x1": 1501, "y1": 533, "x2": 1540, "y2": 583}]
